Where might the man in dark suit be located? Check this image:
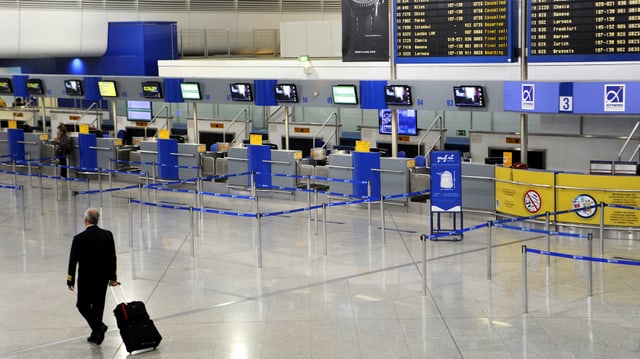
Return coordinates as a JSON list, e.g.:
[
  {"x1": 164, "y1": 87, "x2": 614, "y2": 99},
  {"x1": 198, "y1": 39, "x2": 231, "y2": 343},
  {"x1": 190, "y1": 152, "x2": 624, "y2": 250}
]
[{"x1": 67, "y1": 208, "x2": 119, "y2": 345}]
